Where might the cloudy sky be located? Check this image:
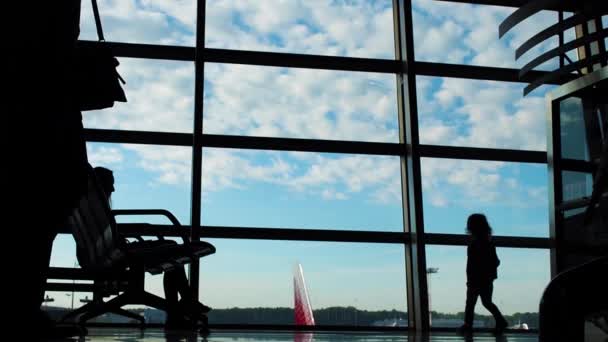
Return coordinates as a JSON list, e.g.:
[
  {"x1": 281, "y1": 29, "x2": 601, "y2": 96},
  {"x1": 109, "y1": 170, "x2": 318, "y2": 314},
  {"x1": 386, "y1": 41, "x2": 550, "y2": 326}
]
[{"x1": 48, "y1": 0, "x2": 605, "y2": 322}]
